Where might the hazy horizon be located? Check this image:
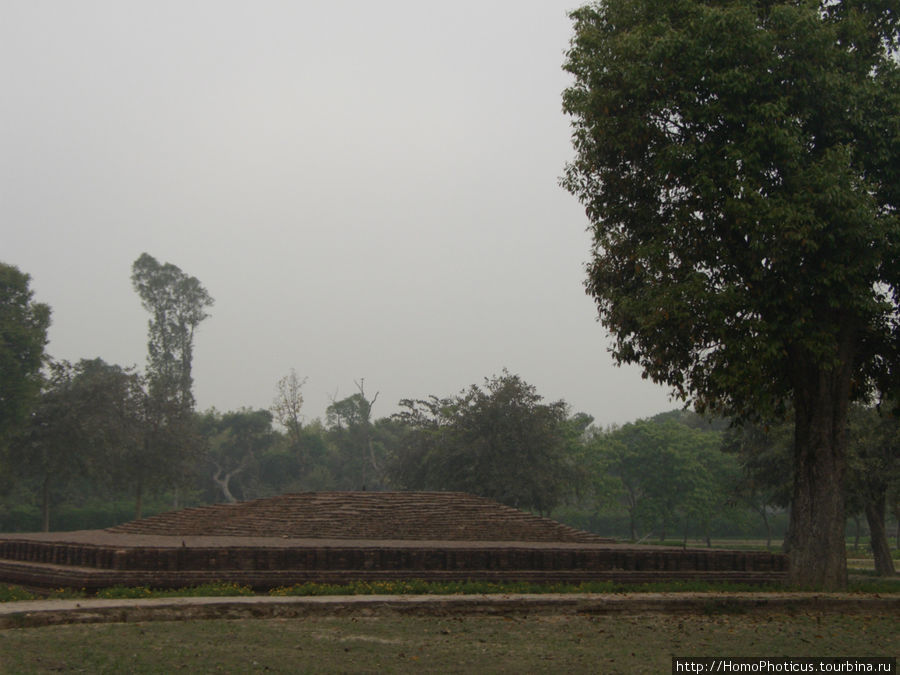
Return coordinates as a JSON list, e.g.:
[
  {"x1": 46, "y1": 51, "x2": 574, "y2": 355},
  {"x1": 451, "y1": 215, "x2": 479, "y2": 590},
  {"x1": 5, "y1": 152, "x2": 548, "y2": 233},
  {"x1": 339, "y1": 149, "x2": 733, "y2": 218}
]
[{"x1": 2, "y1": 1, "x2": 676, "y2": 427}]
